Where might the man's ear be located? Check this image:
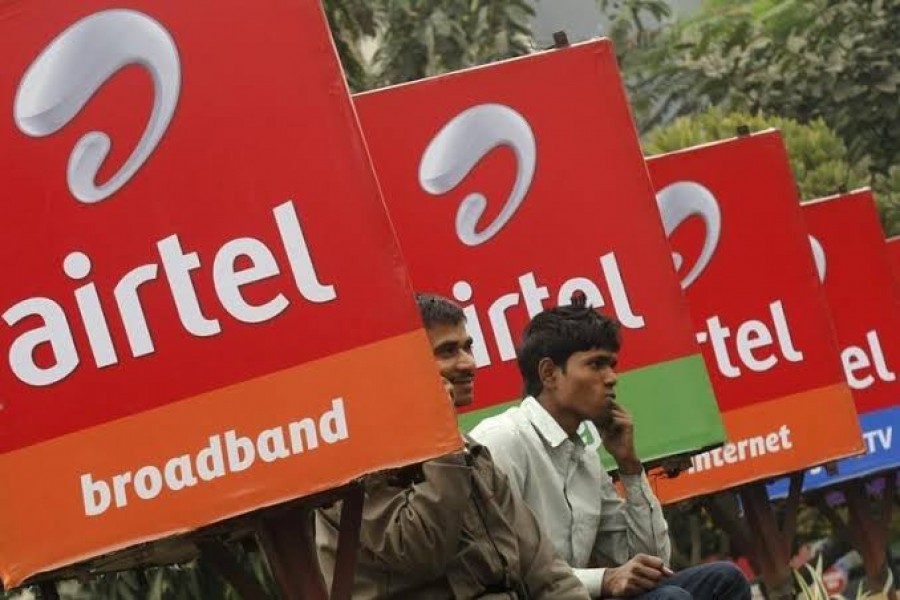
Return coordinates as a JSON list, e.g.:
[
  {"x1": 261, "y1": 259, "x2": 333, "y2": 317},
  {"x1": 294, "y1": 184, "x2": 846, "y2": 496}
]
[{"x1": 538, "y1": 357, "x2": 558, "y2": 391}]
